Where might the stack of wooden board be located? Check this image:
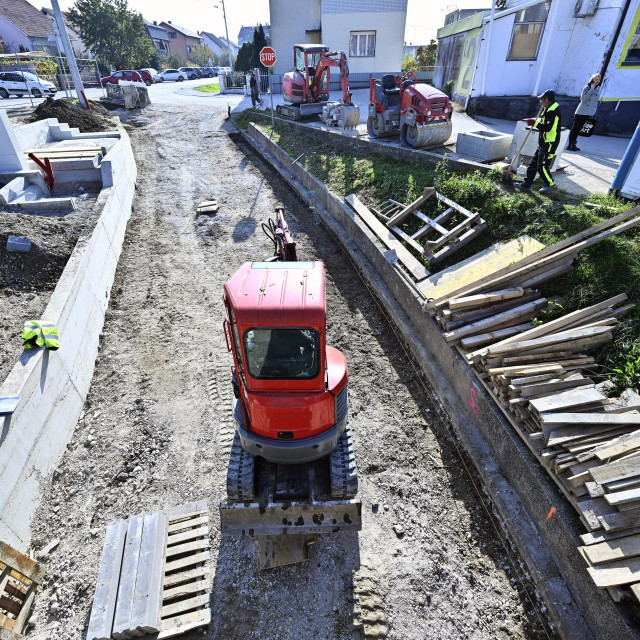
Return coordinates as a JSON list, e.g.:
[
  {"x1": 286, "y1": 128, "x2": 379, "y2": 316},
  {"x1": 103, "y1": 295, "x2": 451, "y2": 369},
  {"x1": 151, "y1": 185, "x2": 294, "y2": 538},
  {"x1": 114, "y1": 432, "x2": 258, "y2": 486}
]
[
  {"x1": 0, "y1": 541, "x2": 43, "y2": 639},
  {"x1": 87, "y1": 501, "x2": 211, "y2": 640}
]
